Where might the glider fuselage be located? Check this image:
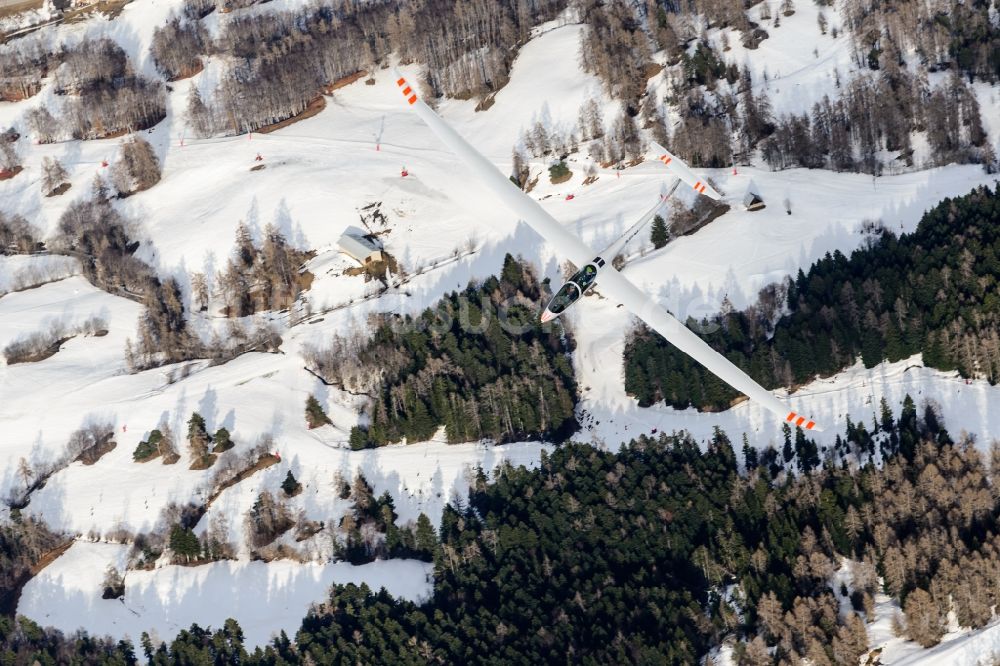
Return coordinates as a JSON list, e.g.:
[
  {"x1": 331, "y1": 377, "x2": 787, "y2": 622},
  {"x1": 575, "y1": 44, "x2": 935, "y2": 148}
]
[{"x1": 541, "y1": 257, "x2": 606, "y2": 322}]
